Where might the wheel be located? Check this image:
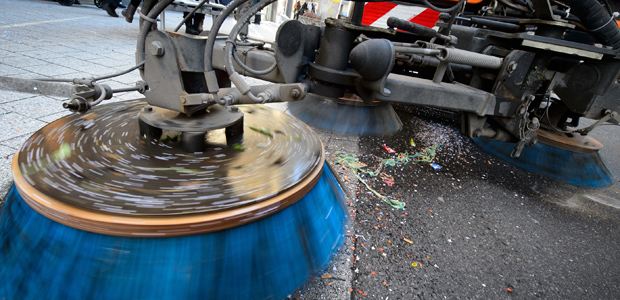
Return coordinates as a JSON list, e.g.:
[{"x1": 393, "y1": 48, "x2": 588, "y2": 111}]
[
  {"x1": 94, "y1": 0, "x2": 104, "y2": 8},
  {"x1": 58, "y1": 0, "x2": 75, "y2": 6}
]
